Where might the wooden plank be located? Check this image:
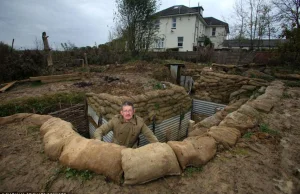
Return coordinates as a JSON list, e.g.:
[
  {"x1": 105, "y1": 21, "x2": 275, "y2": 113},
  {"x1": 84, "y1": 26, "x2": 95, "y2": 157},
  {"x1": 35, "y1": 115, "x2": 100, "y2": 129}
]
[
  {"x1": 41, "y1": 76, "x2": 81, "y2": 83},
  {"x1": 0, "y1": 81, "x2": 17, "y2": 93},
  {"x1": 29, "y1": 73, "x2": 80, "y2": 81}
]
